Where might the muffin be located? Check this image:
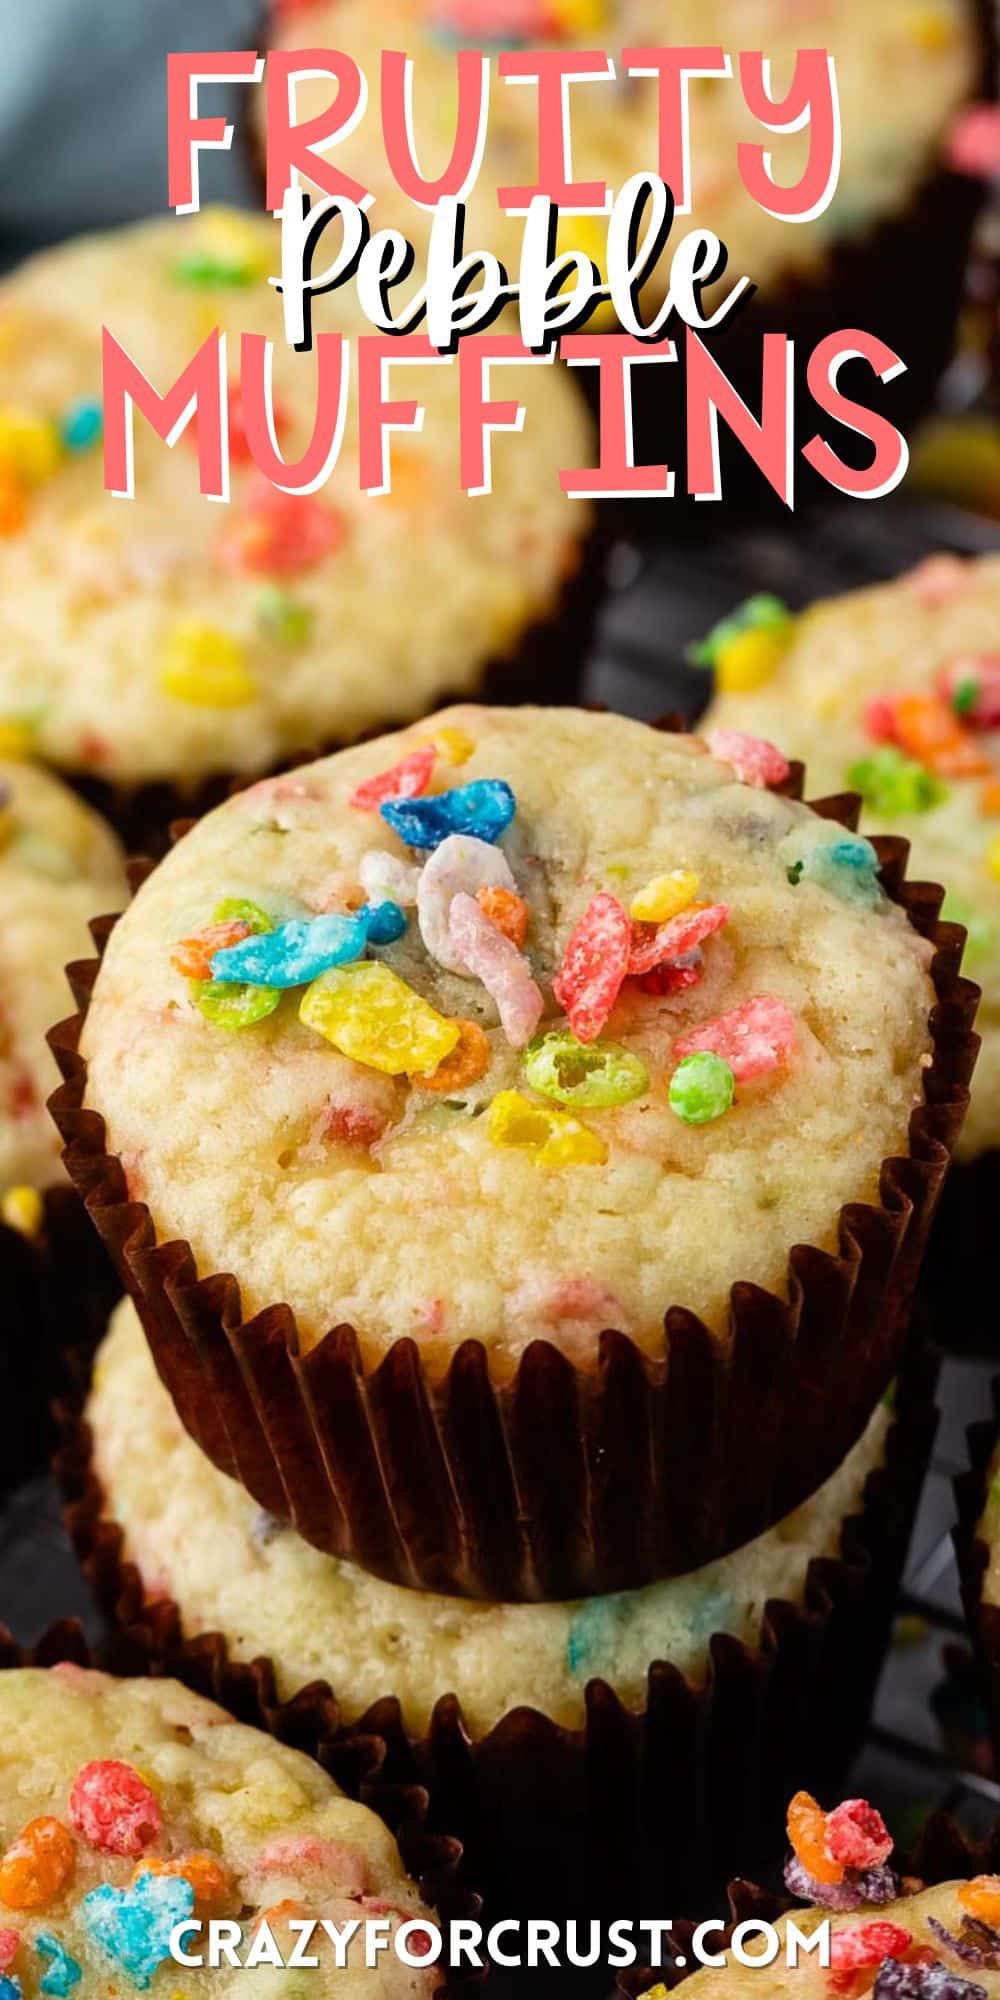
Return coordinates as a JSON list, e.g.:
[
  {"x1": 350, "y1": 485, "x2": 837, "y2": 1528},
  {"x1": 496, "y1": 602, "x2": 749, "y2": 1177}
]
[
  {"x1": 51, "y1": 706, "x2": 973, "y2": 1598},
  {"x1": 258, "y1": 0, "x2": 979, "y2": 306},
  {"x1": 0, "y1": 211, "x2": 595, "y2": 840},
  {"x1": 0, "y1": 1664, "x2": 444, "y2": 1996},
  {"x1": 620, "y1": 1791, "x2": 1000, "y2": 1995},
  {"x1": 62, "y1": 1295, "x2": 937, "y2": 1923},
  {"x1": 0, "y1": 761, "x2": 126, "y2": 1493},
  {"x1": 703, "y1": 552, "x2": 1000, "y2": 1342}
]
